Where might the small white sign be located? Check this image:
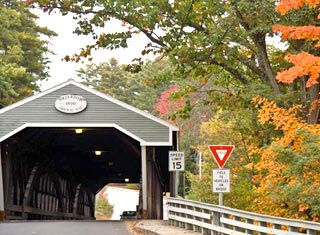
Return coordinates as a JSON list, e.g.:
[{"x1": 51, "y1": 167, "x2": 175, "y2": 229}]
[
  {"x1": 169, "y1": 151, "x2": 185, "y2": 171},
  {"x1": 212, "y1": 169, "x2": 230, "y2": 193},
  {"x1": 55, "y1": 95, "x2": 87, "y2": 114}
]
